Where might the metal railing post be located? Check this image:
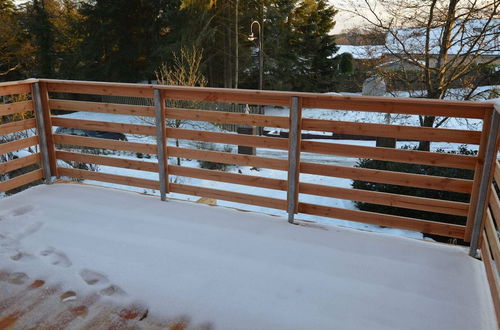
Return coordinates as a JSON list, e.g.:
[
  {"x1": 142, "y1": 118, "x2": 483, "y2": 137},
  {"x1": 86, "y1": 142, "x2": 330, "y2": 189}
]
[
  {"x1": 287, "y1": 96, "x2": 302, "y2": 223},
  {"x1": 32, "y1": 82, "x2": 52, "y2": 184},
  {"x1": 469, "y1": 107, "x2": 500, "y2": 256},
  {"x1": 153, "y1": 89, "x2": 168, "y2": 201}
]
